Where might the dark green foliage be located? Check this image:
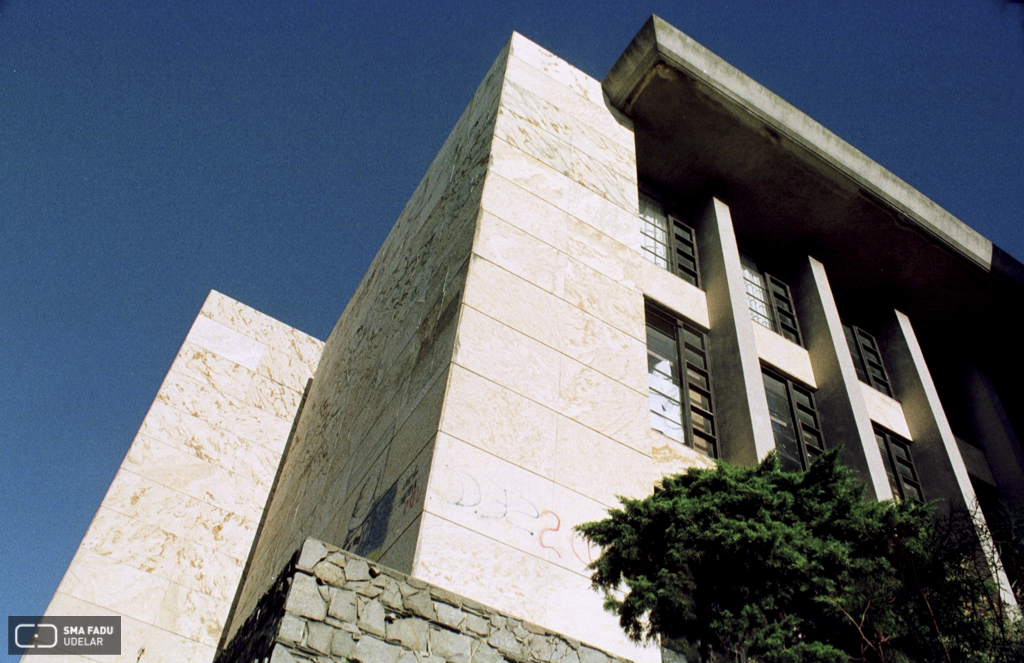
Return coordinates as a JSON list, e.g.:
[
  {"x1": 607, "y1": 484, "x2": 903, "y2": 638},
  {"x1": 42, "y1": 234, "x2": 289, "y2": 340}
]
[{"x1": 576, "y1": 449, "x2": 1024, "y2": 663}]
